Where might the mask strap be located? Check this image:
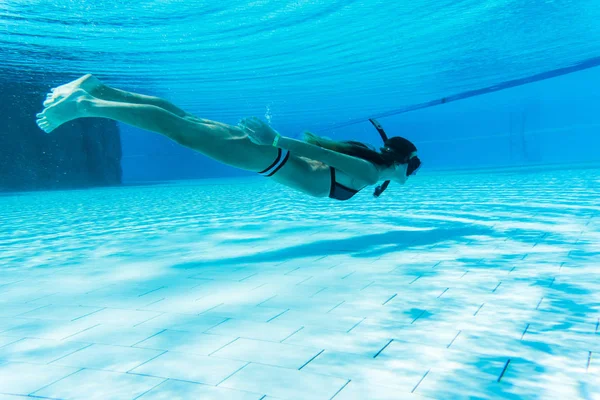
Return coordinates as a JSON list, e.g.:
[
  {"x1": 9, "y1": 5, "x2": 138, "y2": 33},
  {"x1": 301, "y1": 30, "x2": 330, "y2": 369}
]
[{"x1": 369, "y1": 118, "x2": 390, "y2": 198}]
